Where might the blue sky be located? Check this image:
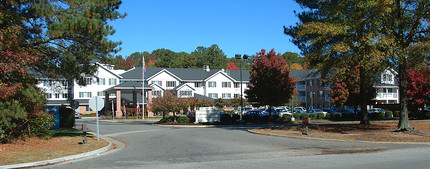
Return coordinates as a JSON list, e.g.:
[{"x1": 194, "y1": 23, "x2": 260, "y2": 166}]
[{"x1": 108, "y1": 0, "x2": 303, "y2": 58}]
